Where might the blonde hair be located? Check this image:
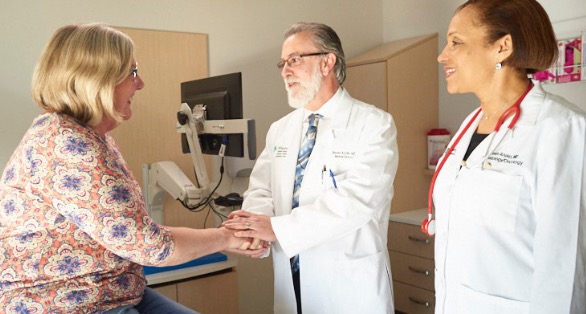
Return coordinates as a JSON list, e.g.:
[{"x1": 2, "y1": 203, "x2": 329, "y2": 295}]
[{"x1": 32, "y1": 23, "x2": 134, "y2": 126}]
